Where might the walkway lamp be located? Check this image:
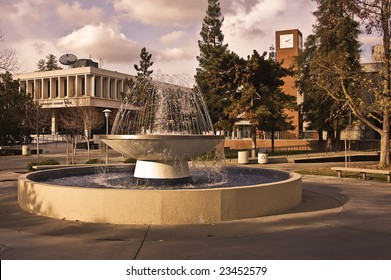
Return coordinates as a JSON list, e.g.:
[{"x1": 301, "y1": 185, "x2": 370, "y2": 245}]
[{"x1": 103, "y1": 109, "x2": 111, "y2": 164}]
